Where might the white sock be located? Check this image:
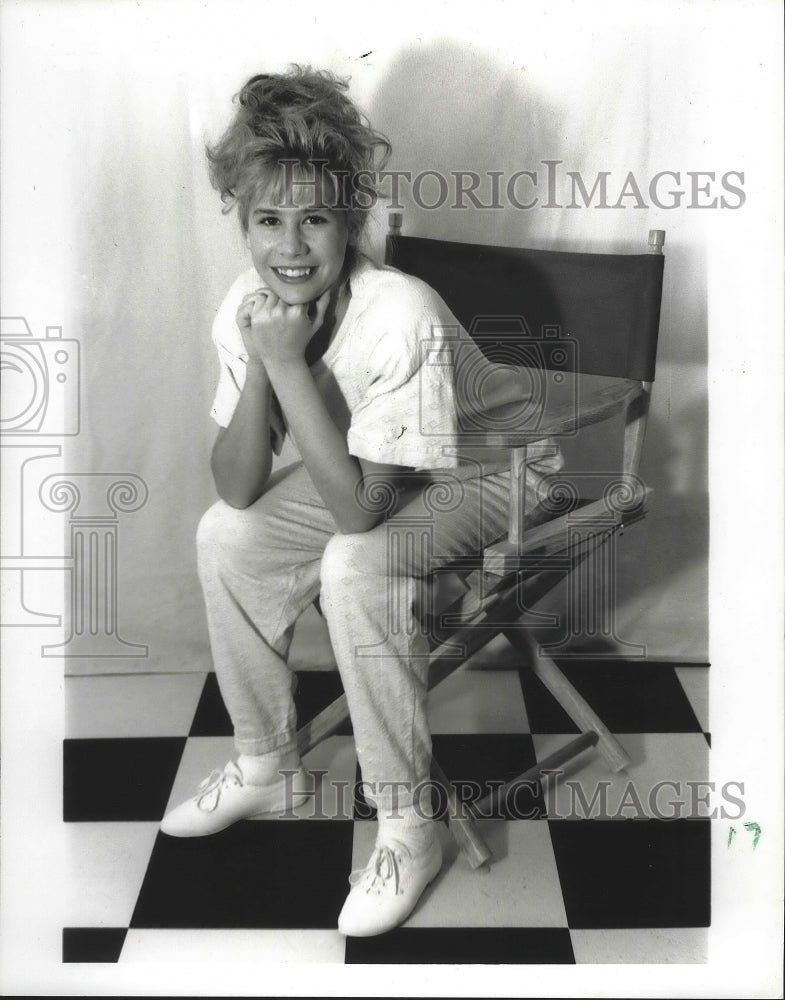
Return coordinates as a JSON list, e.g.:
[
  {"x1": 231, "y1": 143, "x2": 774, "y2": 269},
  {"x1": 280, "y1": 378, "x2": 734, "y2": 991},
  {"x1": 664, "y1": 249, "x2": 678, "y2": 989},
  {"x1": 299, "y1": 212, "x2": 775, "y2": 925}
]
[
  {"x1": 237, "y1": 749, "x2": 301, "y2": 786},
  {"x1": 377, "y1": 801, "x2": 436, "y2": 852}
]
